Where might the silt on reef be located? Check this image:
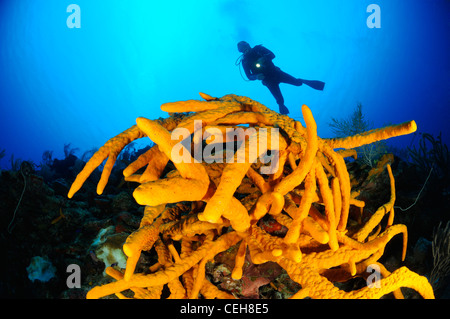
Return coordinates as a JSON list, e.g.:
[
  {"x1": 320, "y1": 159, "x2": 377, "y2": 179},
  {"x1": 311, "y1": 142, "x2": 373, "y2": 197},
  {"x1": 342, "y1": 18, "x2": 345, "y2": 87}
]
[{"x1": 68, "y1": 93, "x2": 434, "y2": 299}]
